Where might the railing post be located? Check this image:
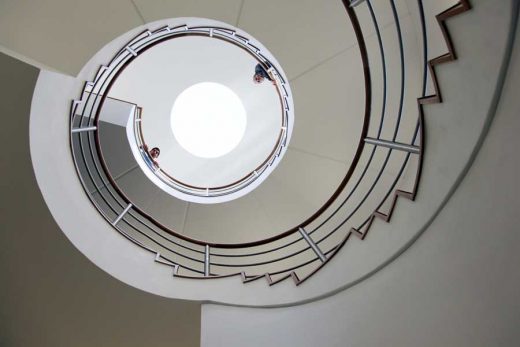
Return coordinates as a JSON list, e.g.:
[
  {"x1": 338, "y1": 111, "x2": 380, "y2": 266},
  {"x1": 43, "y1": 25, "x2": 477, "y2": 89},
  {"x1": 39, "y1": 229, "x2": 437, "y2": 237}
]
[
  {"x1": 349, "y1": 0, "x2": 367, "y2": 8},
  {"x1": 298, "y1": 227, "x2": 327, "y2": 262},
  {"x1": 204, "y1": 245, "x2": 210, "y2": 277},
  {"x1": 364, "y1": 137, "x2": 420, "y2": 154},
  {"x1": 112, "y1": 203, "x2": 132, "y2": 226},
  {"x1": 71, "y1": 126, "x2": 97, "y2": 133},
  {"x1": 125, "y1": 46, "x2": 137, "y2": 56}
]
